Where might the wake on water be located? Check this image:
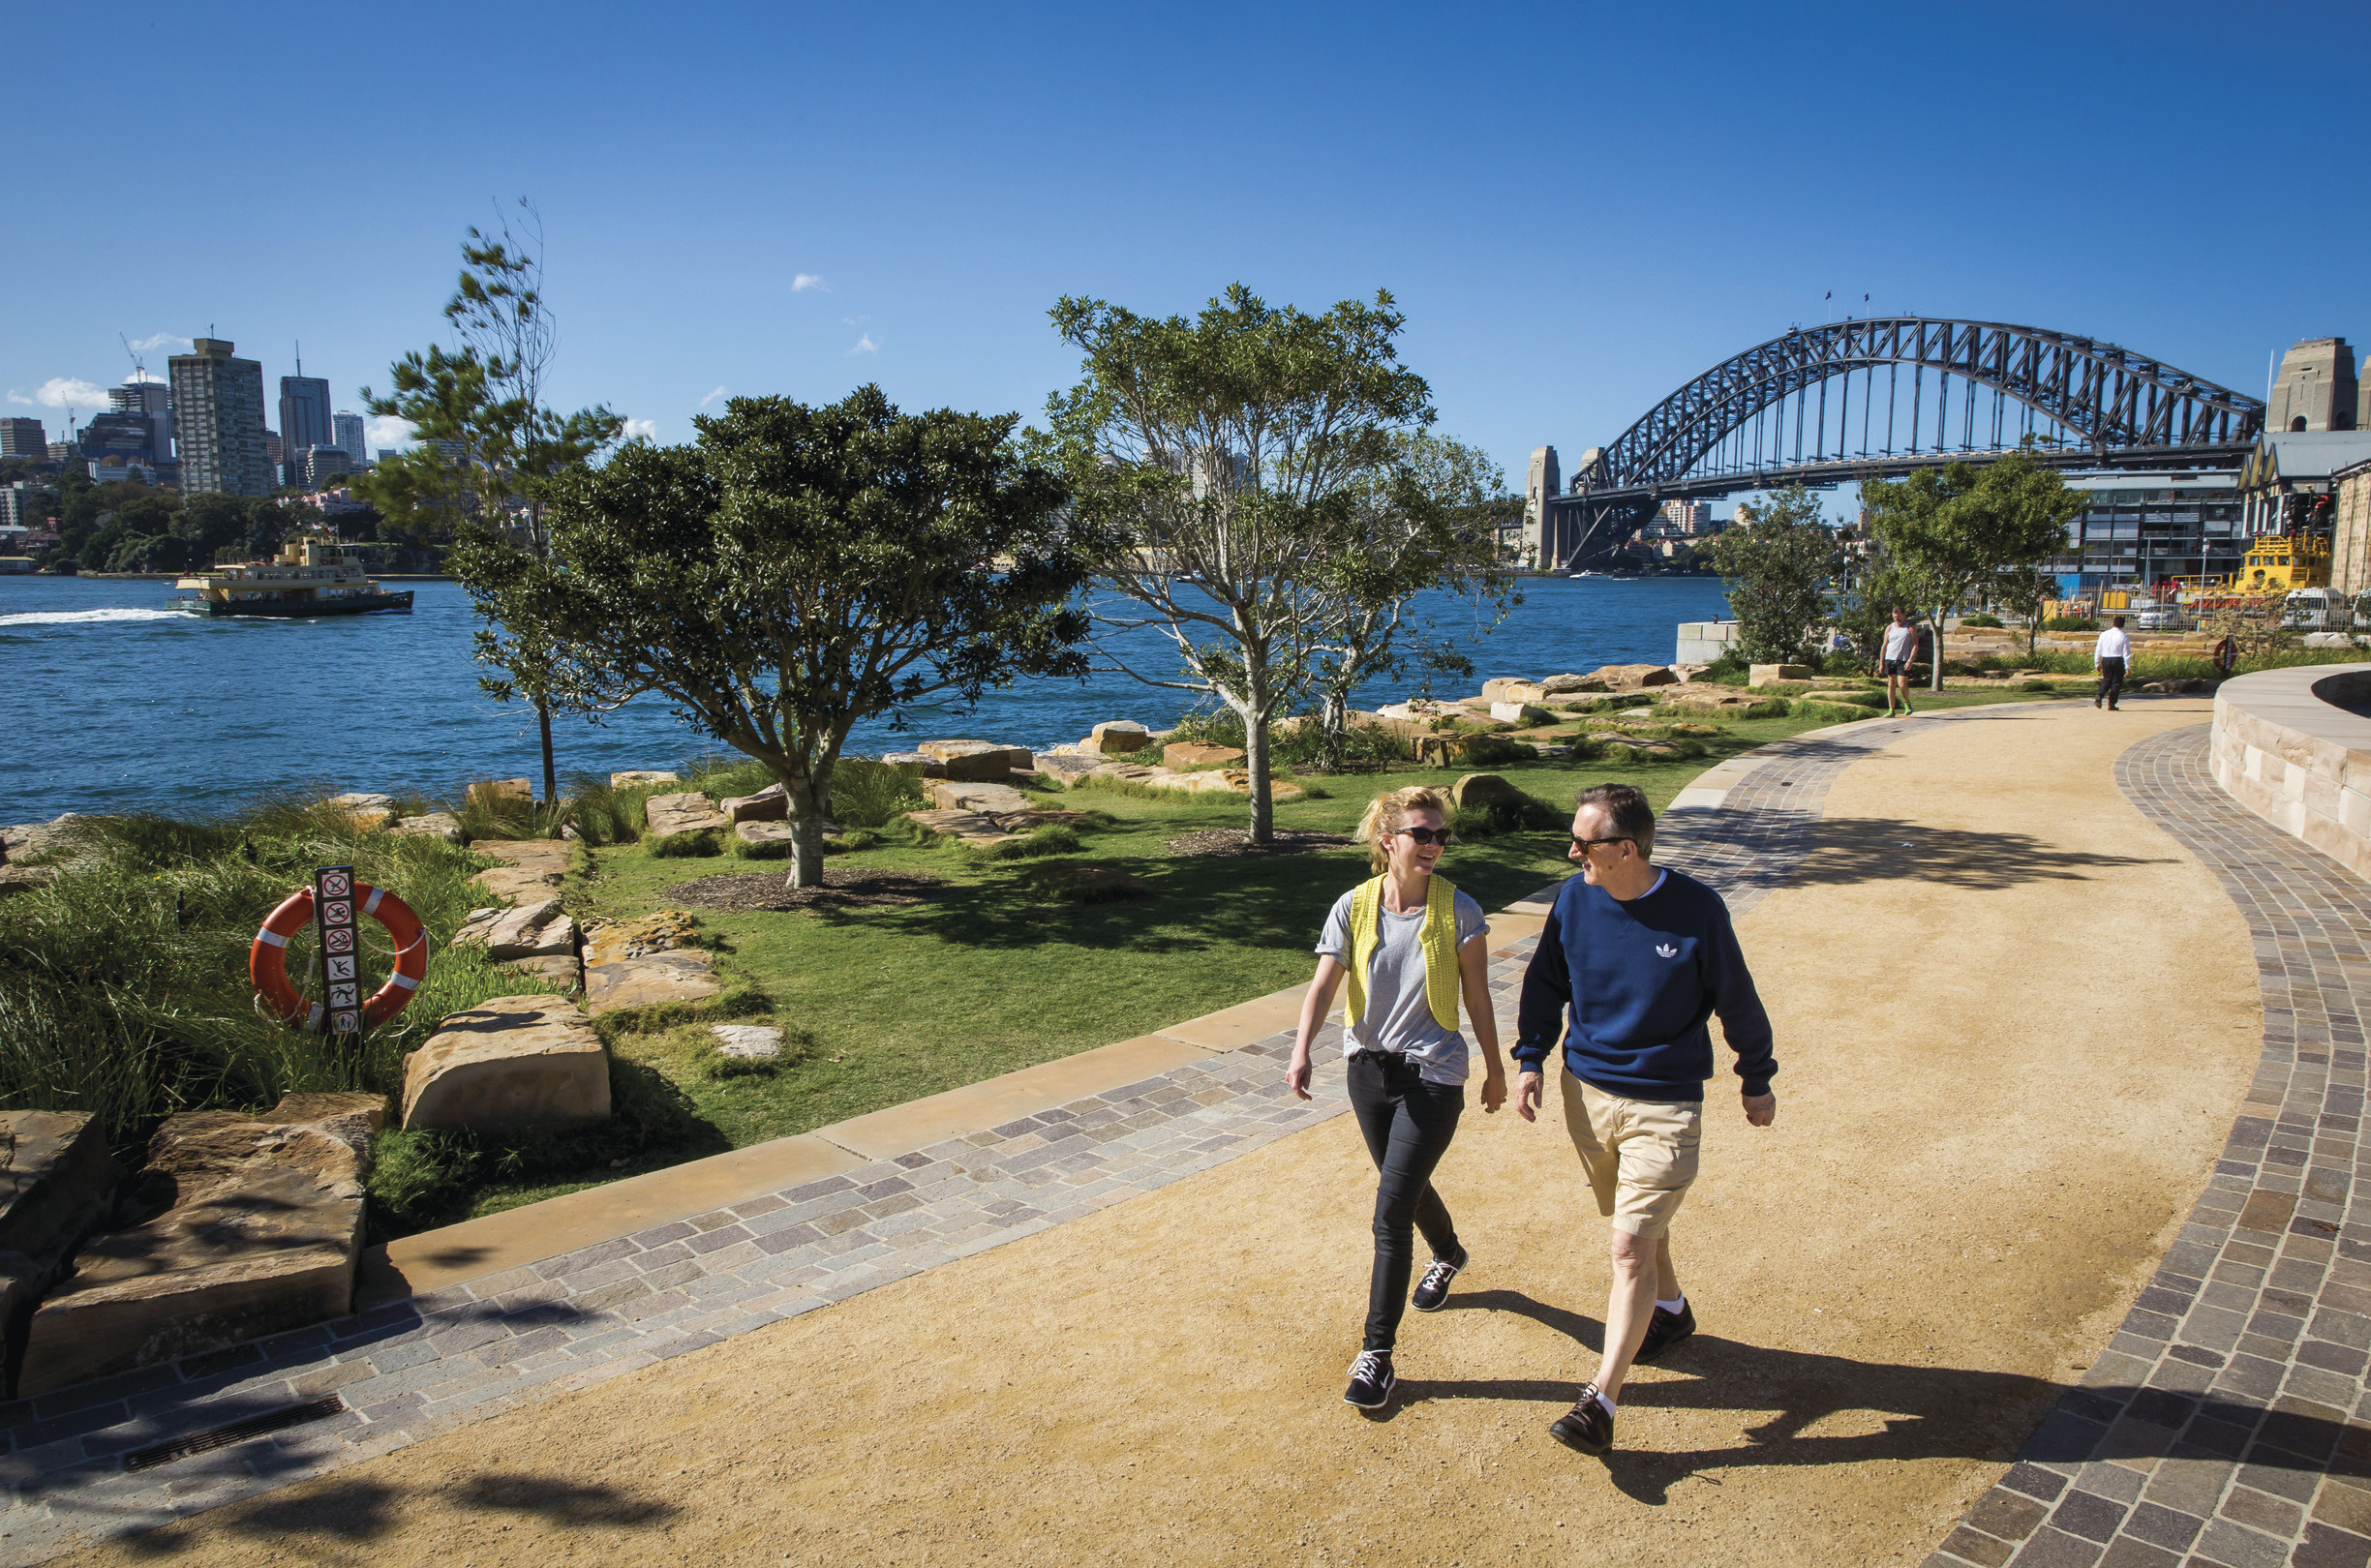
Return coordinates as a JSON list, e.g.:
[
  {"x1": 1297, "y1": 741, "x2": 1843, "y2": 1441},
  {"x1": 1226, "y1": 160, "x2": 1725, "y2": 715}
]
[{"x1": 0, "y1": 607, "x2": 191, "y2": 628}]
